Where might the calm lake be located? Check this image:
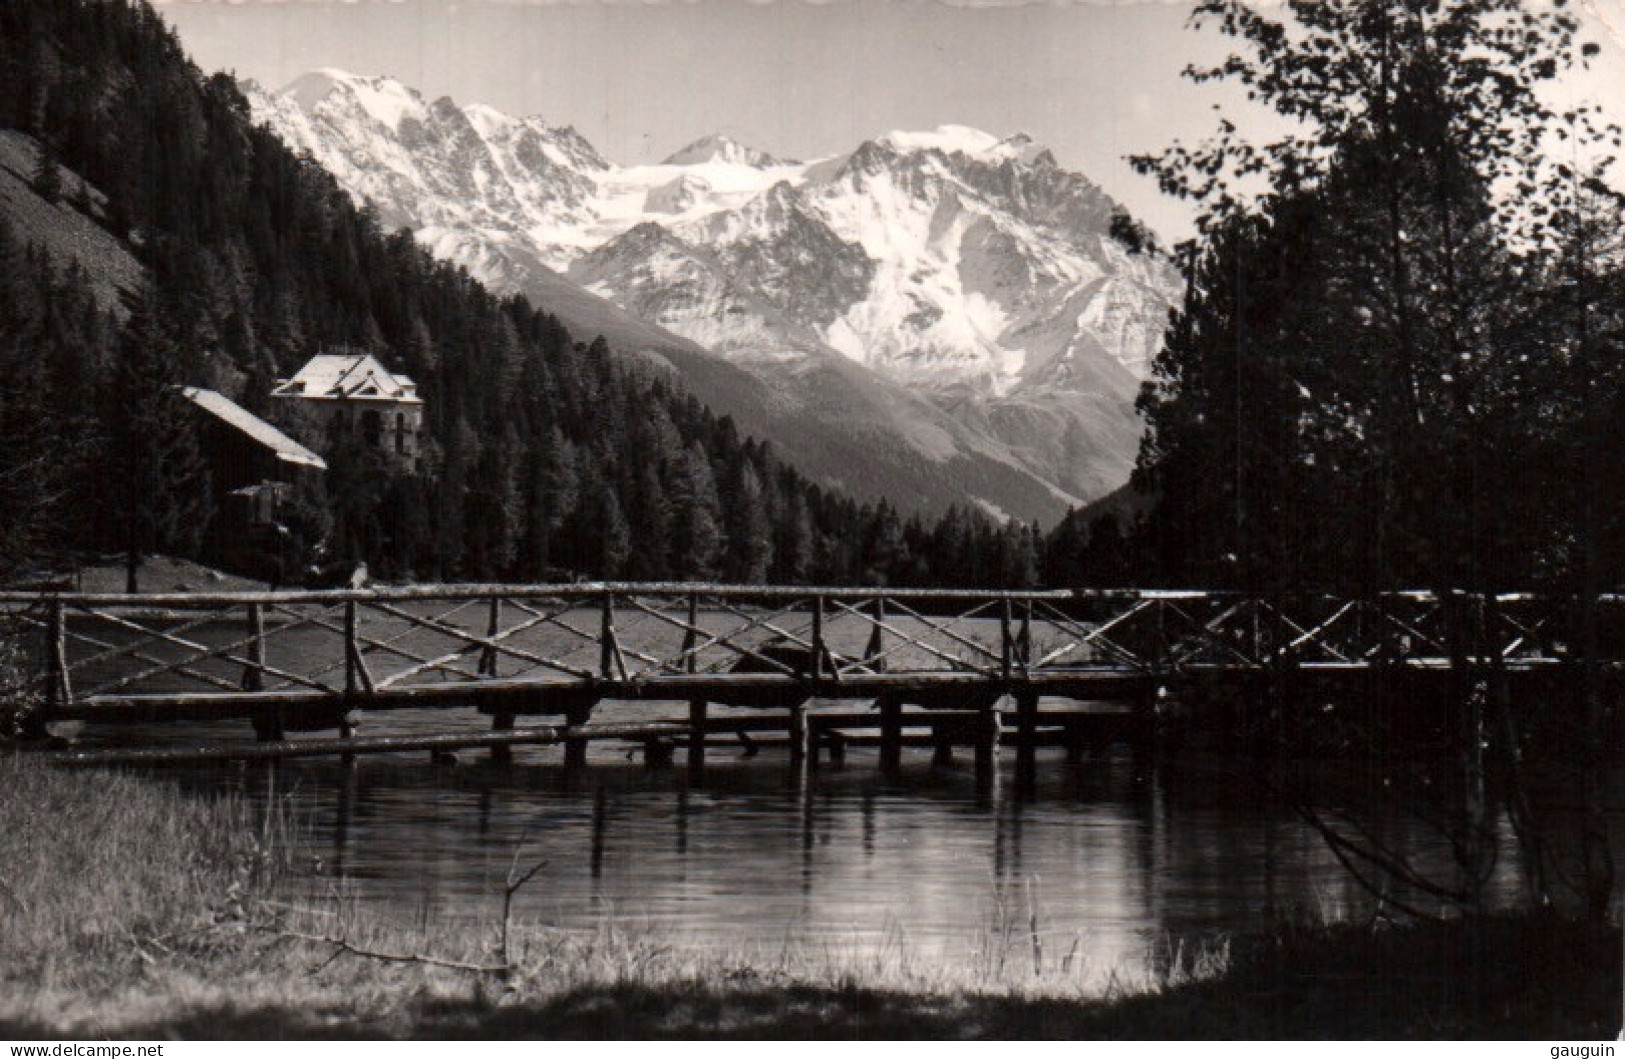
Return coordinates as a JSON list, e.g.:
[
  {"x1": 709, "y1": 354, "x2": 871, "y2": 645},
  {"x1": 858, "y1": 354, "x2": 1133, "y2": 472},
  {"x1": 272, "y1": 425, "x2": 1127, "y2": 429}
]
[{"x1": 82, "y1": 705, "x2": 1622, "y2": 994}]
